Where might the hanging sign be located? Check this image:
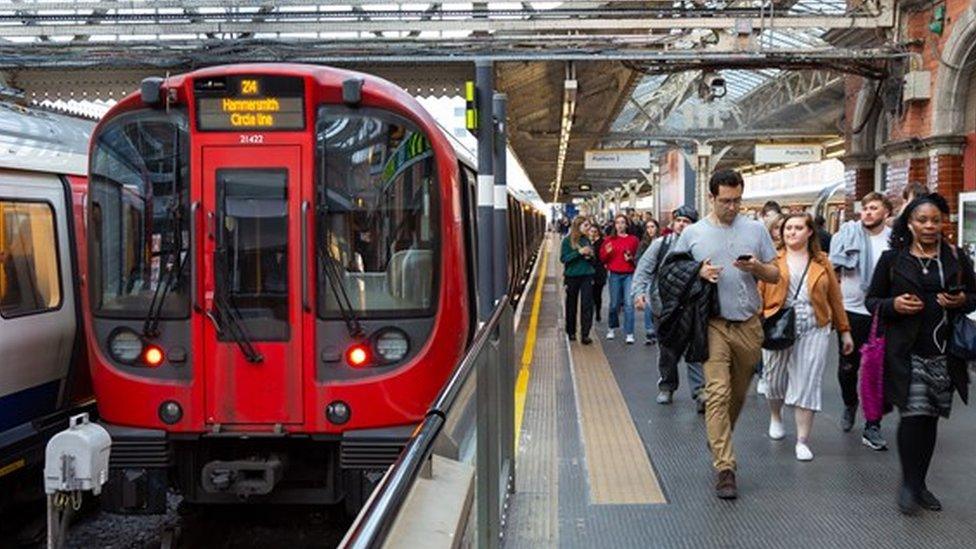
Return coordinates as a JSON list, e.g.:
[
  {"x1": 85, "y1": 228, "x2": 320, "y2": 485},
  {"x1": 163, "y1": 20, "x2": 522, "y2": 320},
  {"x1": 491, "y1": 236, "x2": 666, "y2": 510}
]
[
  {"x1": 754, "y1": 143, "x2": 823, "y2": 164},
  {"x1": 584, "y1": 149, "x2": 651, "y2": 170}
]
